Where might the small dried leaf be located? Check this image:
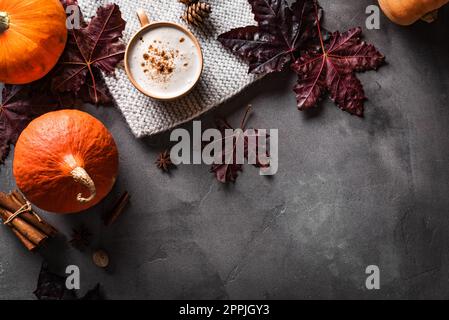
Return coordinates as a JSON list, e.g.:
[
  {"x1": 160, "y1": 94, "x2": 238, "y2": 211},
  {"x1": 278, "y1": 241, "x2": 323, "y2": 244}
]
[
  {"x1": 34, "y1": 263, "x2": 77, "y2": 300},
  {"x1": 209, "y1": 106, "x2": 270, "y2": 183},
  {"x1": 34, "y1": 262, "x2": 104, "y2": 300}
]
